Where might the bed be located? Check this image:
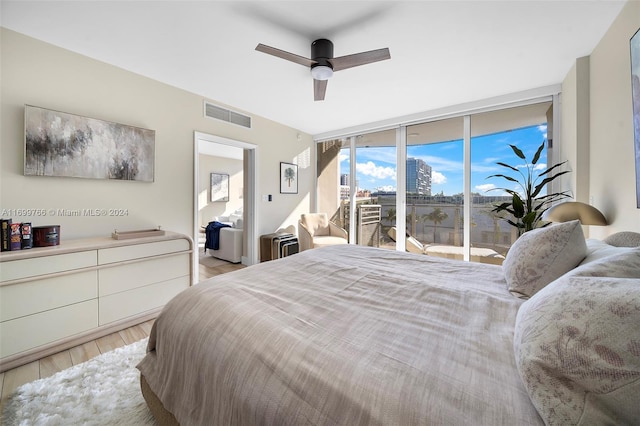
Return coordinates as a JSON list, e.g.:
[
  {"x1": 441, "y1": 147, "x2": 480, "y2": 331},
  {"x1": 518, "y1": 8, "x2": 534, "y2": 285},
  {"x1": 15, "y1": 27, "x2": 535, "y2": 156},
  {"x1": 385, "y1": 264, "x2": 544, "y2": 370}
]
[{"x1": 137, "y1": 221, "x2": 640, "y2": 425}]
